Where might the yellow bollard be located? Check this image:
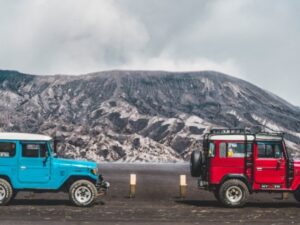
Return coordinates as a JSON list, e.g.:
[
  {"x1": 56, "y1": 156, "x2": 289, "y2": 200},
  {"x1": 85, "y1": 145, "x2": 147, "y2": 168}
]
[
  {"x1": 129, "y1": 174, "x2": 136, "y2": 198},
  {"x1": 179, "y1": 175, "x2": 187, "y2": 199}
]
